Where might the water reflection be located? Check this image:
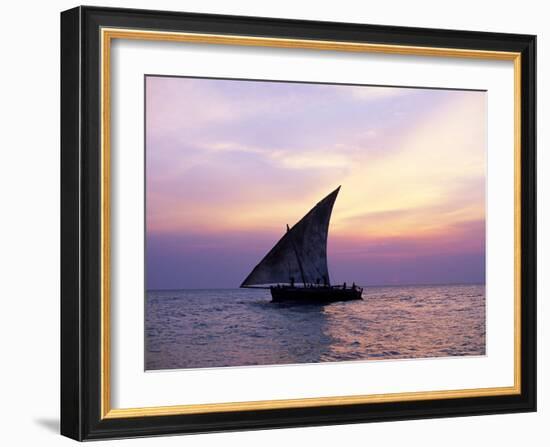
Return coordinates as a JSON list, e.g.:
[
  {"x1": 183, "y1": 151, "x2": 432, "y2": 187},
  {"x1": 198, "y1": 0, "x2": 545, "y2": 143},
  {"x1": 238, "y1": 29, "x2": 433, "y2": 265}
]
[
  {"x1": 321, "y1": 284, "x2": 485, "y2": 361},
  {"x1": 145, "y1": 284, "x2": 485, "y2": 370}
]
